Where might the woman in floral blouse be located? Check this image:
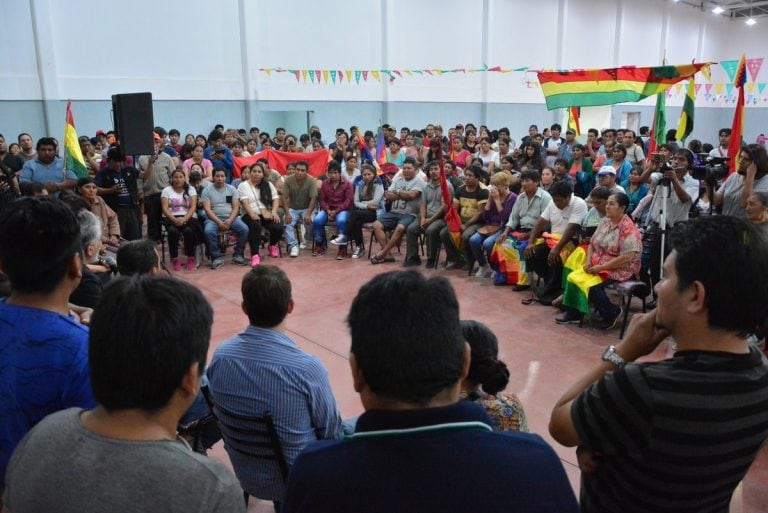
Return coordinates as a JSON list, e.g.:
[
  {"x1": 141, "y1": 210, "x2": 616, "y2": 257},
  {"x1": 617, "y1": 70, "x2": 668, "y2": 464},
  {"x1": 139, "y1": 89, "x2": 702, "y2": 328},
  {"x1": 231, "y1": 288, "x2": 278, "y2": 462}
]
[
  {"x1": 556, "y1": 192, "x2": 642, "y2": 328},
  {"x1": 460, "y1": 320, "x2": 528, "y2": 432}
]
